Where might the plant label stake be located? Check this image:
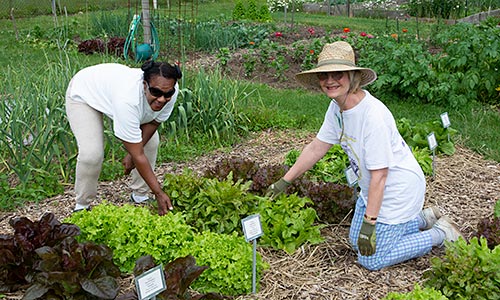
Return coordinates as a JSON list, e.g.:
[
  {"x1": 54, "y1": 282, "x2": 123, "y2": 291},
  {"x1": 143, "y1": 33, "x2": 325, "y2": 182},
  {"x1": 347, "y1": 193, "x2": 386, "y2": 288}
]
[
  {"x1": 241, "y1": 214, "x2": 263, "y2": 294},
  {"x1": 440, "y1": 112, "x2": 451, "y2": 142},
  {"x1": 135, "y1": 264, "x2": 166, "y2": 300},
  {"x1": 427, "y1": 132, "x2": 438, "y2": 177},
  {"x1": 345, "y1": 166, "x2": 359, "y2": 198}
]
